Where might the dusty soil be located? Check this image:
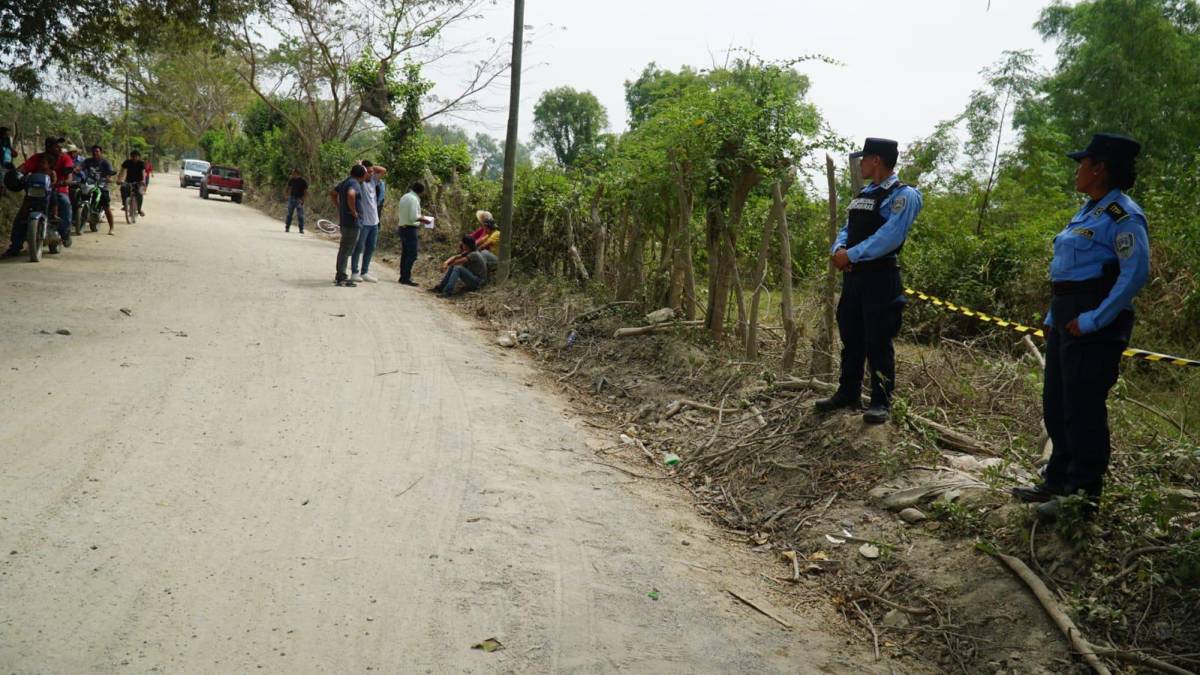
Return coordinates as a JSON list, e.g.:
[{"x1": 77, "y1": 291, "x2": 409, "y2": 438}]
[{"x1": 0, "y1": 184, "x2": 879, "y2": 672}]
